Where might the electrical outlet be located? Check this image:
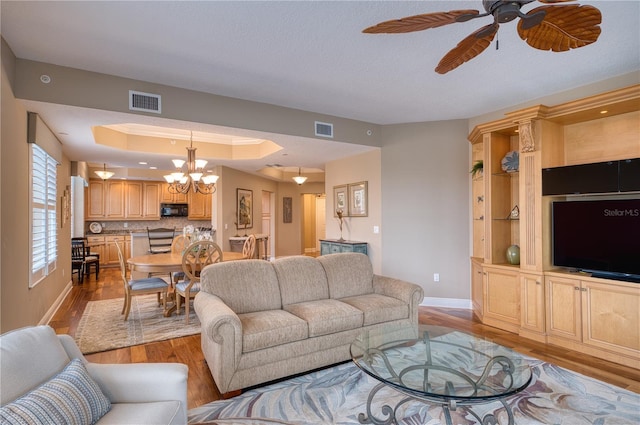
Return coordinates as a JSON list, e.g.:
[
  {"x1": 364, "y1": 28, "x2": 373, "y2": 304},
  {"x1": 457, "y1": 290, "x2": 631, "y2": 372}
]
[
  {"x1": 123, "y1": 222, "x2": 128, "y2": 228},
  {"x1": 373, "y1": 226, "x2": 379, "y2": 234},
  {"x1": 225, "y1": 224, "x2": 228, "y2": 230},
  {"x1": 434, "y1": 273, "x2": 440, "y2": 282}
]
